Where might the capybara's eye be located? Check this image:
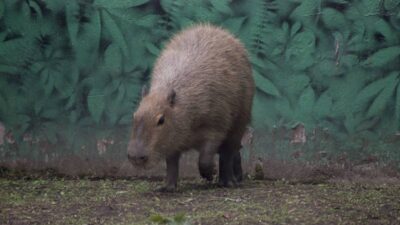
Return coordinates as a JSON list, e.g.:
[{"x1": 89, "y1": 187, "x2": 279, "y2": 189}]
[{"x1": 157, "y1": 115, "x2": 165, "y2": 126}]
